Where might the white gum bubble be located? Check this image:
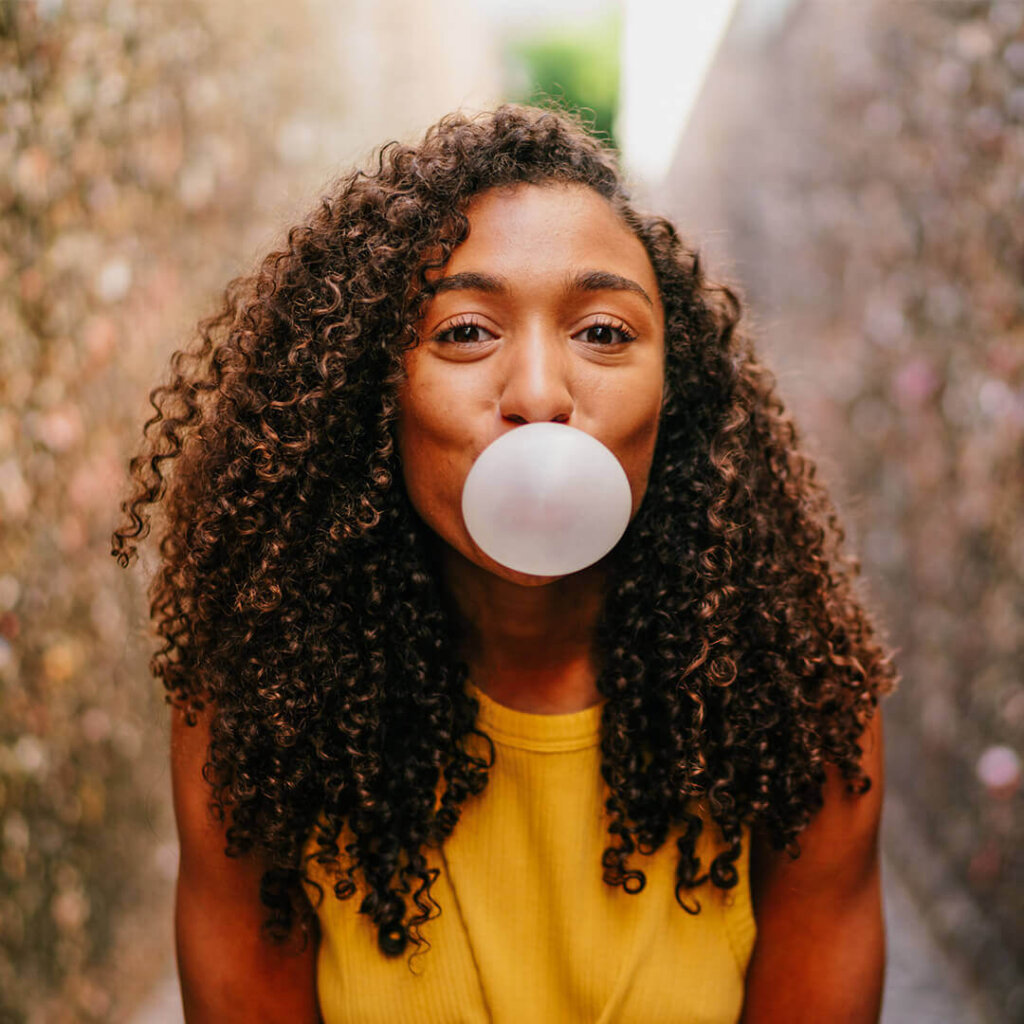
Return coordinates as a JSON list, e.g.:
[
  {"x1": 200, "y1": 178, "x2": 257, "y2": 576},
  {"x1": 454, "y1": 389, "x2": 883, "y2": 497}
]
[{"x1": 461, "y1": 422, "x2": 633, "y2": 577}]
